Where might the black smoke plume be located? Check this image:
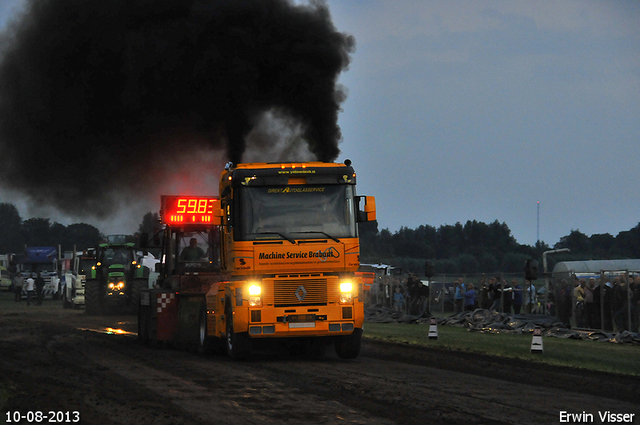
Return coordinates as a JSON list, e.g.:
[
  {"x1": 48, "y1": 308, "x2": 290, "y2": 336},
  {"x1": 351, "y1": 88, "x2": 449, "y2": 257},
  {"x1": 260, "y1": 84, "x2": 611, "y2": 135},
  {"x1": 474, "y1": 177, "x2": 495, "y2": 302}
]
[{"x1": 0, "y1": 0, "x2": 354, "y2": 218}]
